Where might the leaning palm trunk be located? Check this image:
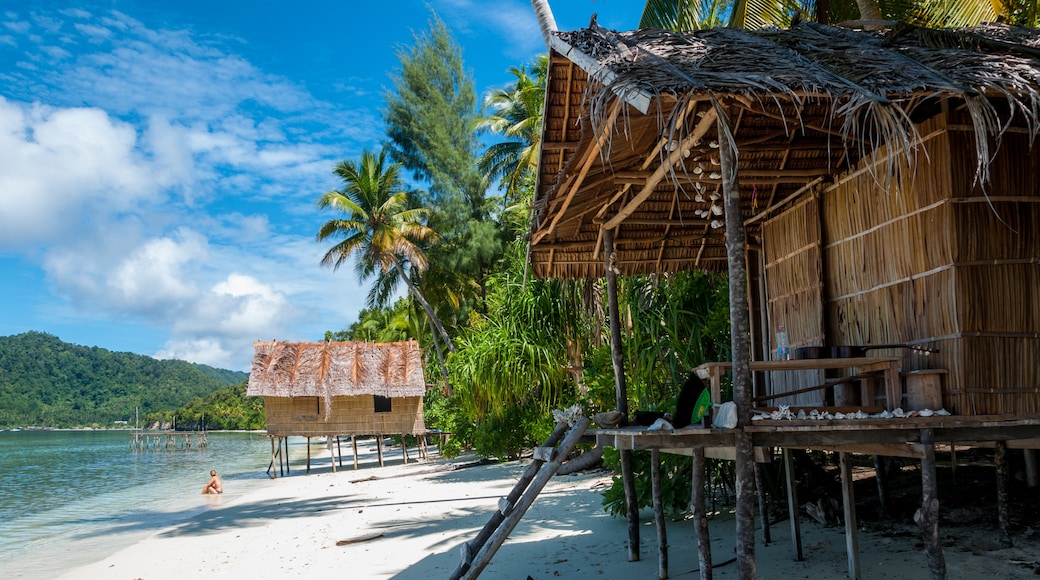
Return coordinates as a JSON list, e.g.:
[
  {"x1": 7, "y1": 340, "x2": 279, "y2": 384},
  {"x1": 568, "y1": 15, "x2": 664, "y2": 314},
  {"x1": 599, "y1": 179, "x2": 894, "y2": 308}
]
[
  {"x1": 855, "y1": 0, "x2": 884, "y2": 21},
  {"x1": 394, "y1": 260, "x2": 457, "y2": 354},
  {"x1": 530, "y1": 0, "x2": 558, "y2": 46}
]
